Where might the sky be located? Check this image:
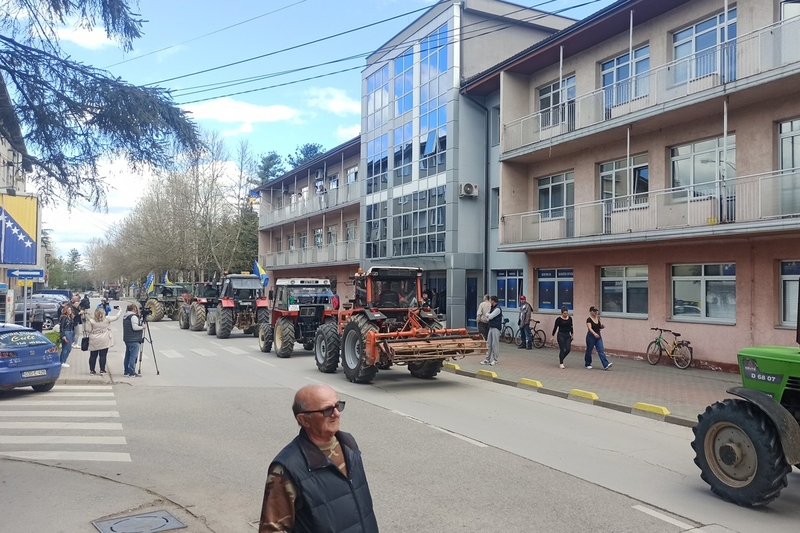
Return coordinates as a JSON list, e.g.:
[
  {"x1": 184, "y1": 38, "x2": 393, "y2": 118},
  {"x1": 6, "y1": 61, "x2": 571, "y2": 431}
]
[{"x1": 41, "y1": 0, "x2": 617, "y2": 258}]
